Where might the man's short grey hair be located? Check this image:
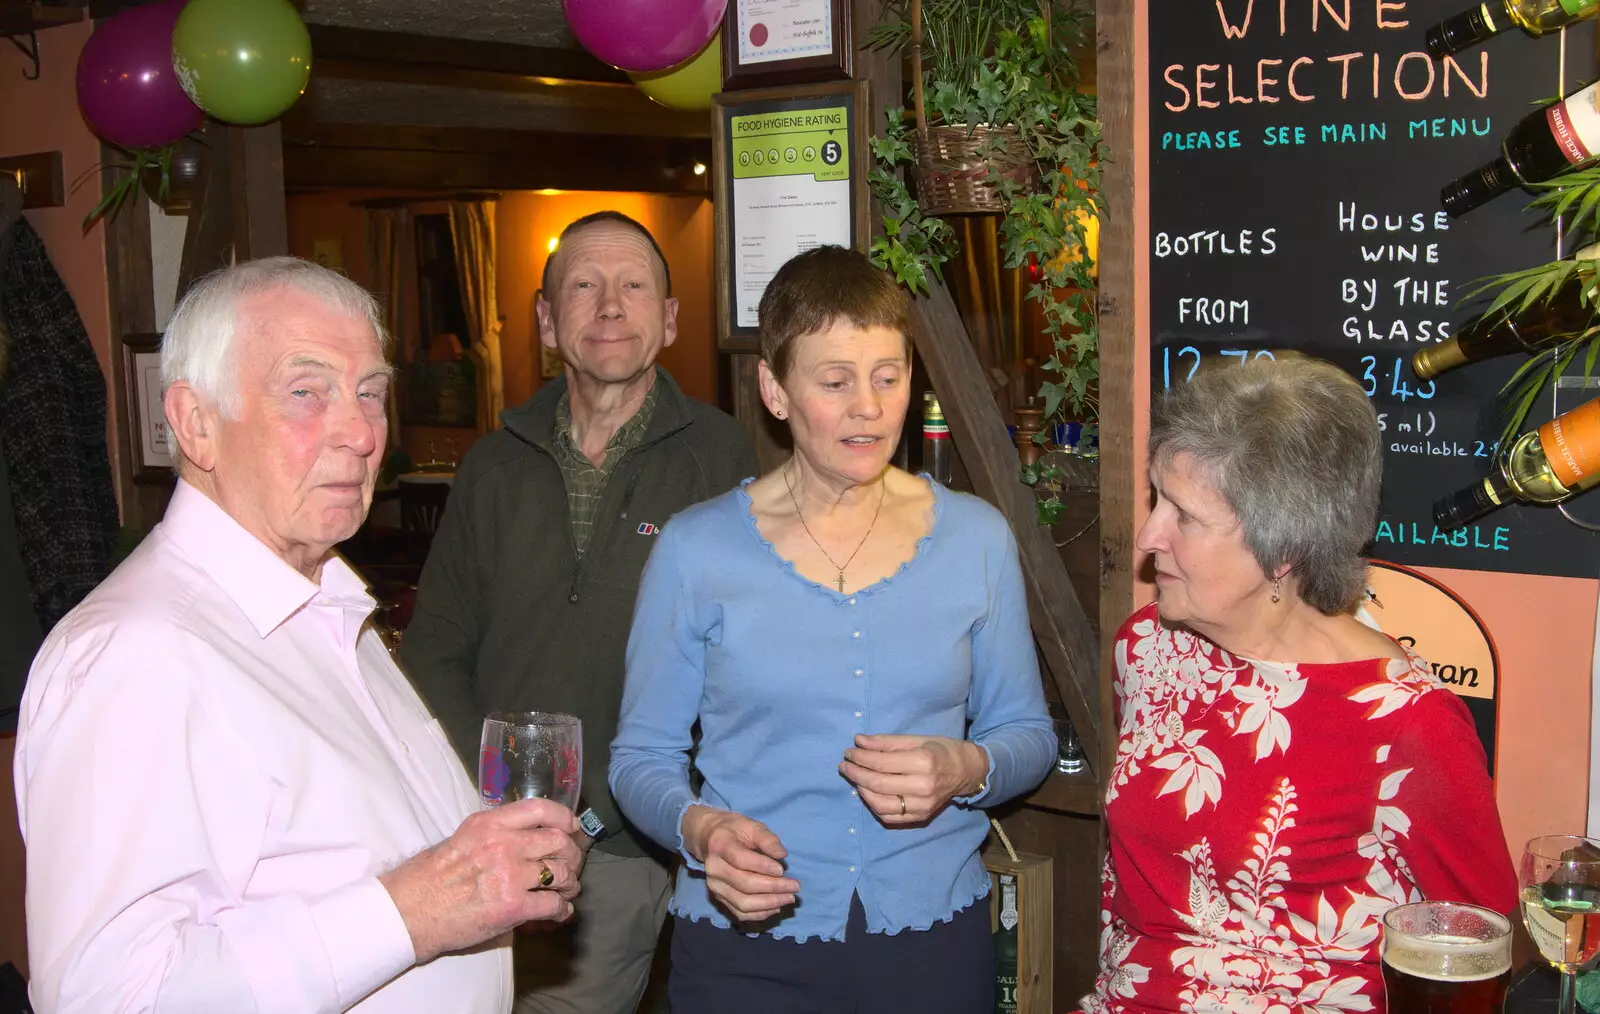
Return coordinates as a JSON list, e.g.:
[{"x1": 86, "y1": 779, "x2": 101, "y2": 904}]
[
  {"x1": 1149, "y1": 353, "x2": 1382, "y2": 615},
  {"x1": 161, "y1": 256, "x2": 390, "y2": 418}
]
